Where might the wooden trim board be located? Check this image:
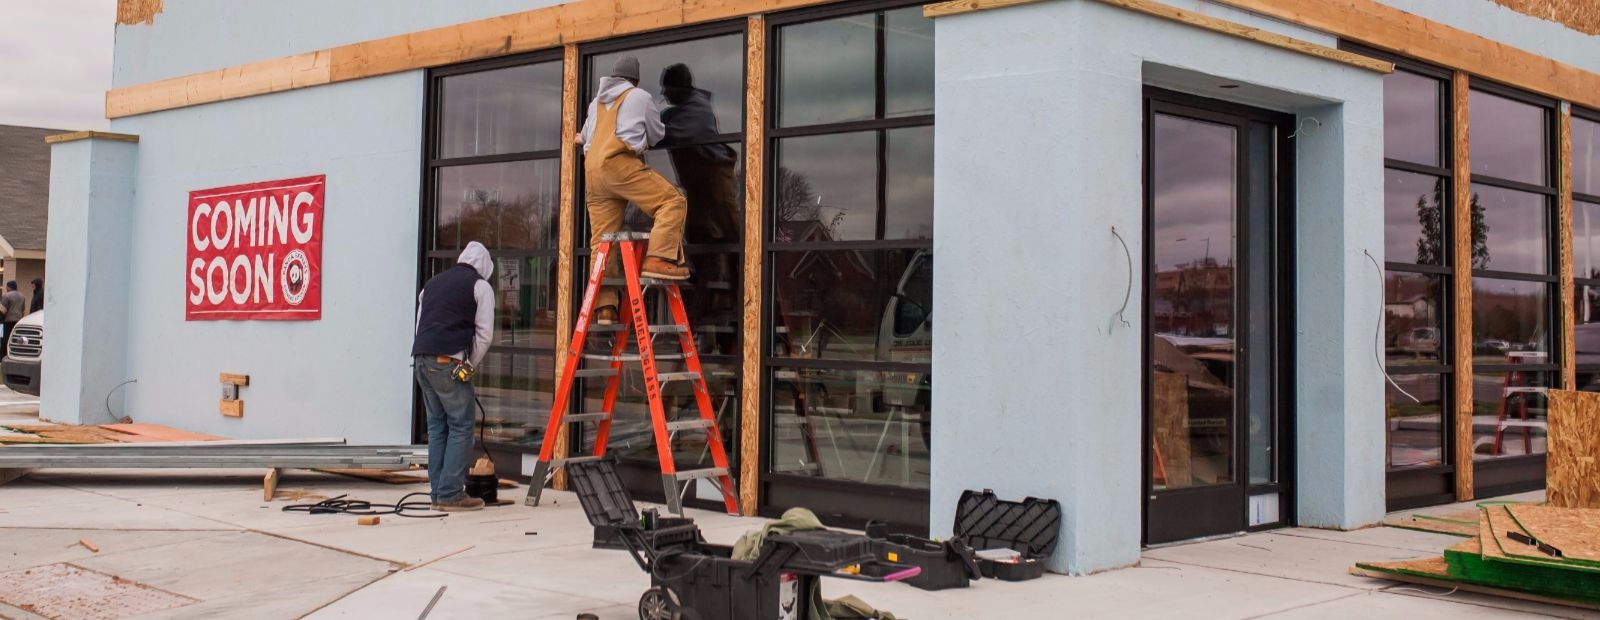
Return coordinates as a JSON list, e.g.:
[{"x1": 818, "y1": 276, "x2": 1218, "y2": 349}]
[
  {"x1": 220, "y1": 373, "x2": 250, "y2": 386},
  {"x1": 106, "y1": 0, "x2": 834, "y2": 118},
  {"x1": 552, "y1": 44, "x2": 580, "y2": 492},
  {"x1": 44, "y1": 131, "x2": 140, "y2": 144},
  {"x1": 1562, "y1": 105, "x2": 1577, "y2": 390},
  {"x1": 738, "y1": 15, "x2": 766, "y2": 517},
  {"x1": 932, "y1": 0, "x2": 1392, "y2": 72},
  {"x1": 1453, "y1": 71, "x2": 1476, "y2": 502}
]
